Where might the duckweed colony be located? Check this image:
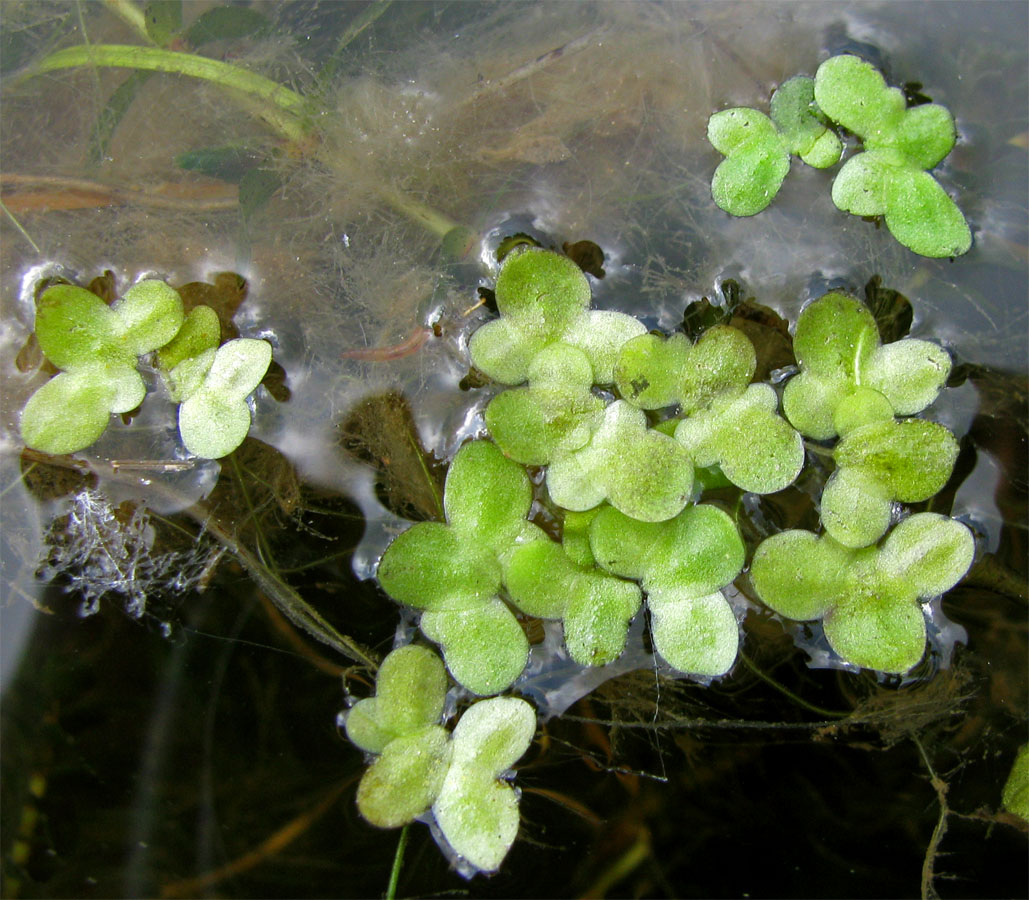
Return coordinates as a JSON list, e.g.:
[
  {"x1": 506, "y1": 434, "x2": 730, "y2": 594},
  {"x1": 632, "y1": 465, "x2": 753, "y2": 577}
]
[{"x1": 2, "y1": 4, "x2": 1026, "y2": 898}]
